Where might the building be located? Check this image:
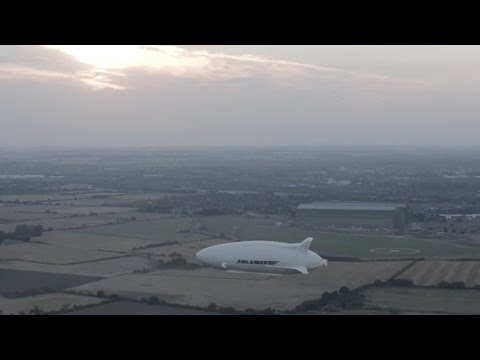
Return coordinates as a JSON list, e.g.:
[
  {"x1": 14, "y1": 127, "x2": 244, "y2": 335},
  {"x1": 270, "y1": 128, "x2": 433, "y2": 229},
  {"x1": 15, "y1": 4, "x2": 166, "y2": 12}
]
[
  {"x1": 295, "y1": 201, "x2": 411, "y2": 234},
  {"x1": 439, "y1": 214, "x2": 480, "y2": 221}
]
